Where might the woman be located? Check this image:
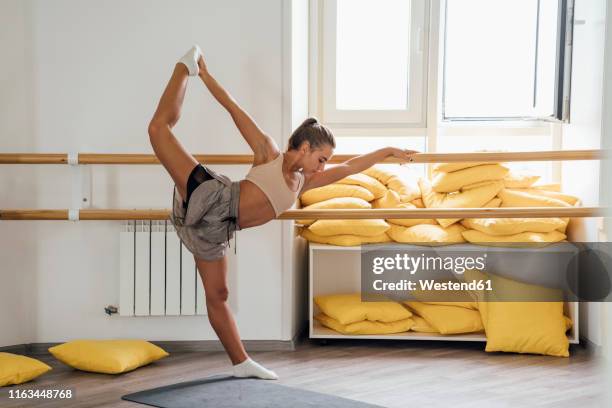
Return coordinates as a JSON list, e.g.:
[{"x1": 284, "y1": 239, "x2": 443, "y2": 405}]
[{"x1": 147, "y1": 45, "x2": 418, "y2": 380}]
